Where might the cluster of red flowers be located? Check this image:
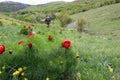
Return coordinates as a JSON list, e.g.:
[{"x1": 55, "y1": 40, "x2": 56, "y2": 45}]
[
  {"x1": 18, "y1": 35, "x2": 71, "y2": 49},
  {"x1": 18, "y1": 41, "x2": 24, "y2": 45},
  {"x1": 0, "y1": 45, "x2": 5, "y2": 54},
  {"x1": 18, "y1": 41, "x2": 32, "y2": 49},
  {"x1": 0, "y1": 33, "x2": 71, "y2": 55},
  {"x1": 62, "y1": 40, "x2": 71, "y2": 49}
]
